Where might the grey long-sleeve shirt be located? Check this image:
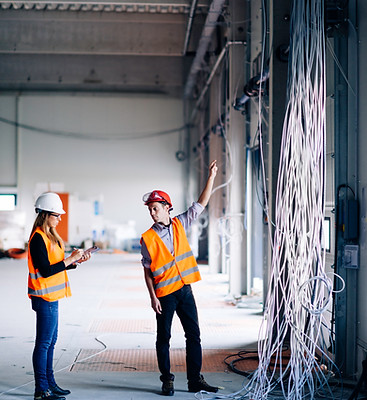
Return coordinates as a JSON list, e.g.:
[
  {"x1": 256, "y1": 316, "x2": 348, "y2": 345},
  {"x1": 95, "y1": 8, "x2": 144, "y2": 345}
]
[{"x1": 140, "y1": 201, "x2": 204, "y2": 269}]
